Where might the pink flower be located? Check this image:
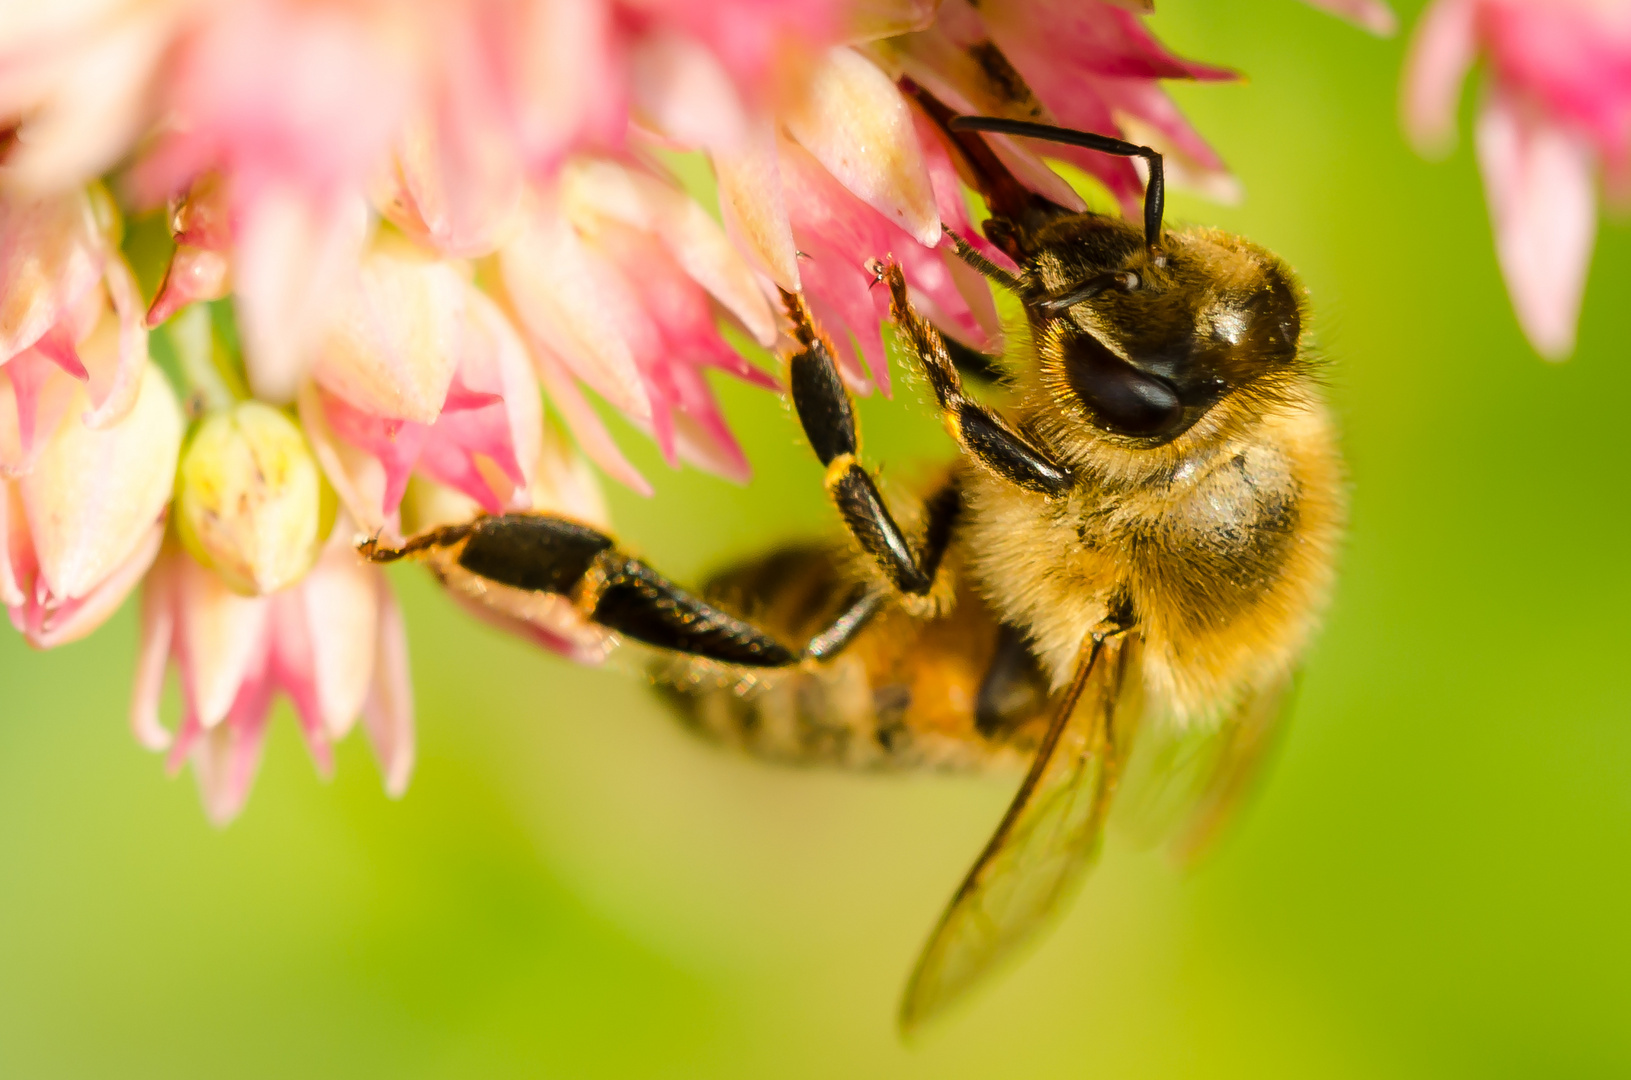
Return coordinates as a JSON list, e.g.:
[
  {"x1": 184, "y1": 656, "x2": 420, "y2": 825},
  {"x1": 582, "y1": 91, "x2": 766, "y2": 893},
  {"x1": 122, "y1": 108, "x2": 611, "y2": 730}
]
[
  {"x1": 1, "y1": 363, "x2": 182, "y2": 647},
  {"x1": 132, "y1": 527, "x2": 413, "y2": 825},
  {"x1": 299, "y1": 253, "x2": 547, "y2": 537},
  {"x1": 500, "y1": 162, "x2": 777, "y2": 491},
  {"x1": 0, "y1": 186, "x2": 149, "y2": 471},
  {"x1": 1403, "y1": 0, "x2": 1631, "y2": 358}
]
